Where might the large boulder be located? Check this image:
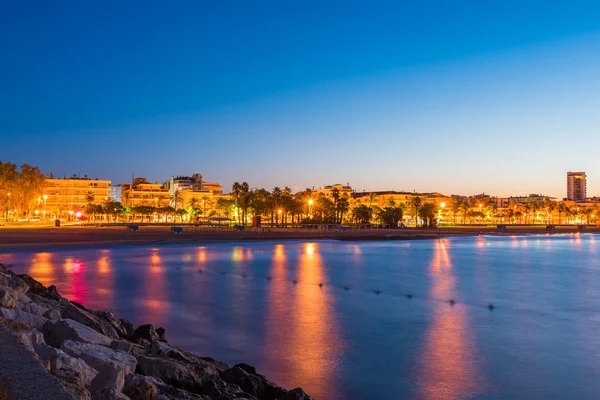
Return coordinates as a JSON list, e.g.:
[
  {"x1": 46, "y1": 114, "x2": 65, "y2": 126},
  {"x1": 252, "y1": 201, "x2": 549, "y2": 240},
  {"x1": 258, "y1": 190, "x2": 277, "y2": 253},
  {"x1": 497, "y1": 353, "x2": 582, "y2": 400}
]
[
  {"x1": 122, "y1": 374, "x2": 159, "y2": 400},
  {"x1": 5, "y1": 274, "x2": 29, "y2": 294},
  {"x1": 110, "y1": 340, "x2": 145, "y2": 357},
  {"x1": 0, "y1": 287, "x2": 17, "y2": 308},
  {"x1": 43, "y1": 309, "x2": 62, "y2": 321},
  {"x1": 93, "y1": 311, "x2": 132, "y2": 339},
  {"x1": 43, "y1": 319, "x2": 113, "y2": 347},
  {"x1": 18, "y1": 274, "x2": 47, "y2": 295},
  {"x1": 133, "y1": 324, "x2": 159, "y2": 342},
  {"x1": 148, "y1": 341, "x2": 228, "y2": 372},
  {"x1": 54, "y1": 367, "x2": 92, "y2": 400},
  {"x1": 61, "y1": 340, "x2": 137, "y2": 377},
  {"x1": 36, "y1": 344, "x2": 99, "y2": 387},
  {"x1": 277, "y1": 388, "x2": 312, "y2": 400},
  {"x1": 136, "y1": 355, "x2": 220, "y2": 393},
  {"x1": 91, "y1": 367, "x2": 126, "y2": 394},
  {"x1": 220, "y1": 364, "x2": 286, "y2": 400},
  {"x1": 124, "y1": 374, "x2": 210, "y2": 400},
  {"x1": 14, "y1": 330, "x2": 45, "y2": 352},
  {"x1": 59, "y1": 302, "x2": 119, "y2": 339},
  {"x1": 17, "y1": 300, "x2": 48, "y2": 316},
  {"x1": 0, "y1": 307, "x2": 49, "y2": 329},
  {"x1": 91, "y1": 387, "x2": 130, "y2": 400}
]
